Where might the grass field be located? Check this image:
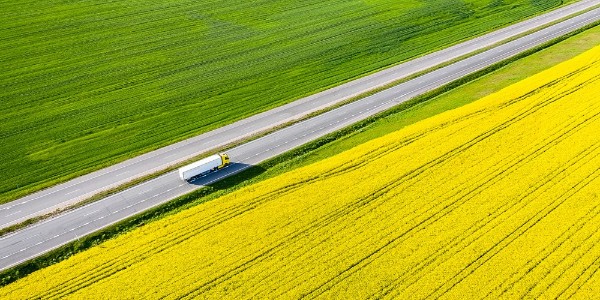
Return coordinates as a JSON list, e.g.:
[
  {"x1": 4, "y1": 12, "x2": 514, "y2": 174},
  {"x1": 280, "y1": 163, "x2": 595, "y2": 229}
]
[
  {"x1": 2, "y1": 42, "x2": 599, "y2": 299},
  {"x1": 0, "y1": 0, "x2": 576, "y2": 203}
]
